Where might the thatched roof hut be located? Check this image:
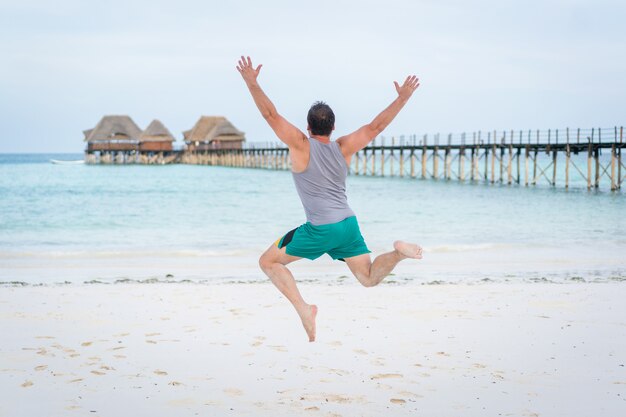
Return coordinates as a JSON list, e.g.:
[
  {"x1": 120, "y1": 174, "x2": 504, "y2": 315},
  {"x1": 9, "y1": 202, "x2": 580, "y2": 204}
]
[
  {"x1": 139, "y1": 119, "x2": 175, "y2": 152},
  {"x1": 184, "y1": 116, "x2": 246, "y2": 150},
  {"x1": 84, "y1": 115, "x2": 142, "y2": 152}
]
